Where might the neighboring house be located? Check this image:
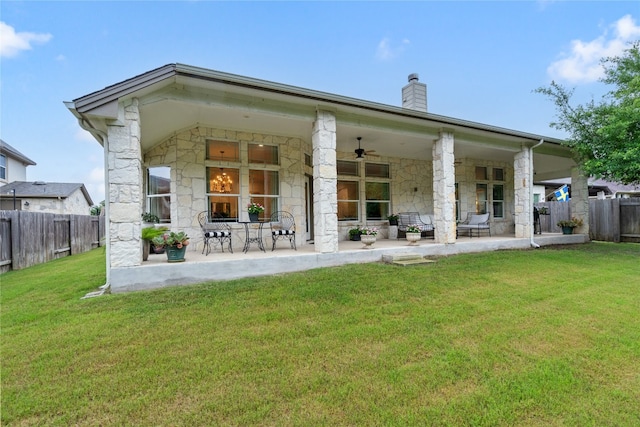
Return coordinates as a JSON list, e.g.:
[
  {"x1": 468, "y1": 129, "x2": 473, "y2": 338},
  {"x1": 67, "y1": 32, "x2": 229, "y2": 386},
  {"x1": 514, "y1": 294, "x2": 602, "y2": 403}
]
[
  {"x1": 65, "y1": 64, "x2": 588, "y2": 290},
  {"x1": 538, "y1": 178, "x2": 640, "y2": 200},
  {"x1": 0, "y1": 181, "x2": 93, "y2": 214},
  {"x1": 0, "y1": 139, "x2": 37, "y2": 184}
]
